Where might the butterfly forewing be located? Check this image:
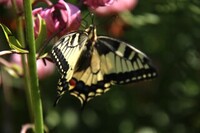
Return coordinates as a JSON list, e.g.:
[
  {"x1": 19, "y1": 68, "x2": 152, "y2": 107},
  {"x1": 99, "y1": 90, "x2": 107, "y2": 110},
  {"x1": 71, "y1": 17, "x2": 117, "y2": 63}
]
[
  {"x1": 51, "y1": 31, "x2": 88, "y2": 76},
  {"x1": 96, "y1": 36, "x2": 157, "y2": 84}
]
